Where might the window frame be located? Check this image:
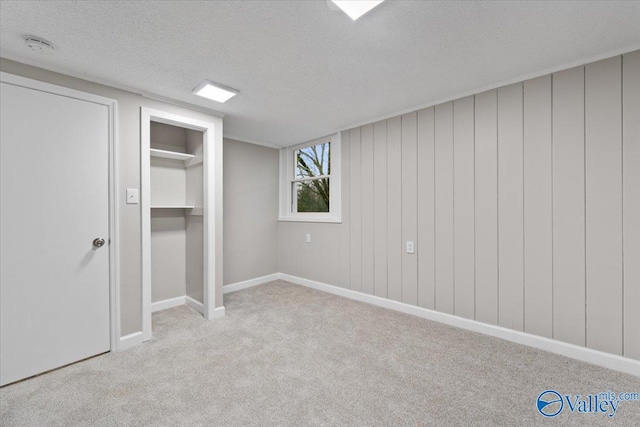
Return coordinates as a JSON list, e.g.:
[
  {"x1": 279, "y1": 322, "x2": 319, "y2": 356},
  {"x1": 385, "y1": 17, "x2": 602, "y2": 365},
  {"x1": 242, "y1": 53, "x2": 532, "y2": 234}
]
[{"x1": 279, "y1": 133, "x2": 341, "y2": 223}]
